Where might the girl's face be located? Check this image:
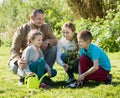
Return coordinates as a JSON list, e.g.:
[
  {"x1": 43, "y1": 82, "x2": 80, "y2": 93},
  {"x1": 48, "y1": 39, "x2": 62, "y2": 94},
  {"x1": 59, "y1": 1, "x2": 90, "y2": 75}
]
[
  {"x1": 62, "y1": 27, "x2": 75, "y2": 41},
  {"x1": 31, "y1": 35, "x2": 43, "y2": 48},
  {"x1": 77, "y1": 38, "x2": 90, "y2": 50}
]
